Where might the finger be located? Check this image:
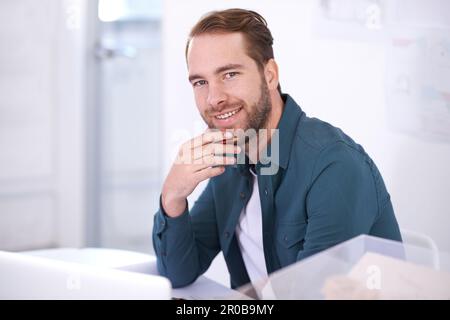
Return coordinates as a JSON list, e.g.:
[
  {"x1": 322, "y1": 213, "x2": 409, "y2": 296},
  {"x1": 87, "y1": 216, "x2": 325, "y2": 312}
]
[
  {"x1": 178, "y1": 131, "x2": 236, "y2": 163},
  {"x1": 190, "y1": 130, "x2": 234, "y2": 148},
  {"x1": 193, "y1": 155, "x2": 236, "y2": 170},
  {"x1": 194, "y1": 166, "x2": 226, "y2": 182},
  {"x1": 192, "y1": 143, "x2": 241, "y2": 160}
]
